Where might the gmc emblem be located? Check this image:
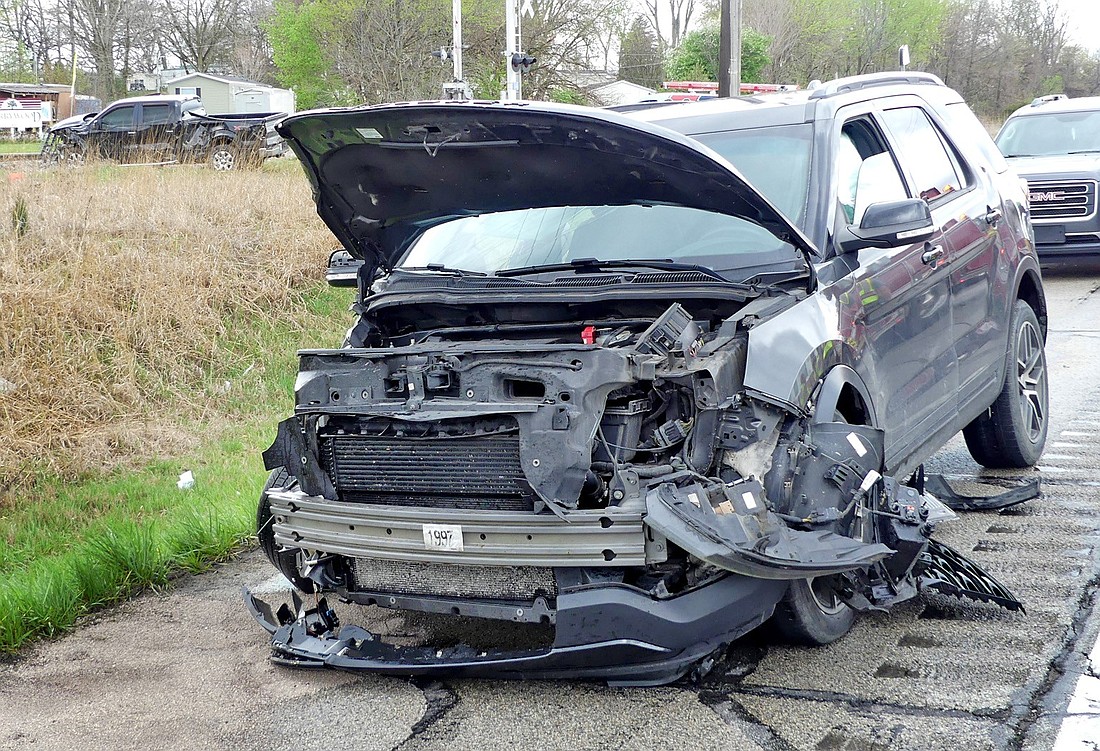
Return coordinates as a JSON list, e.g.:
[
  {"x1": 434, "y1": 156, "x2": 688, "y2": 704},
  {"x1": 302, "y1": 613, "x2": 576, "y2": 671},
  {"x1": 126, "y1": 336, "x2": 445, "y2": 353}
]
[{"x1": 1029, "y1": 191, "x2": 1061, "y2": 202}]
